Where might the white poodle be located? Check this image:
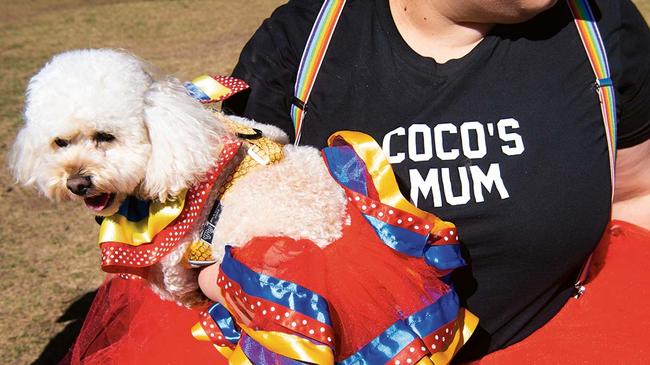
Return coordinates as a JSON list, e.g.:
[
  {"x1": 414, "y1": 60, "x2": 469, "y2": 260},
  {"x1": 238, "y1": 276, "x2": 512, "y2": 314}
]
[{"x1": 9, "y1": 49, "x2": 347, "y2": 305}]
